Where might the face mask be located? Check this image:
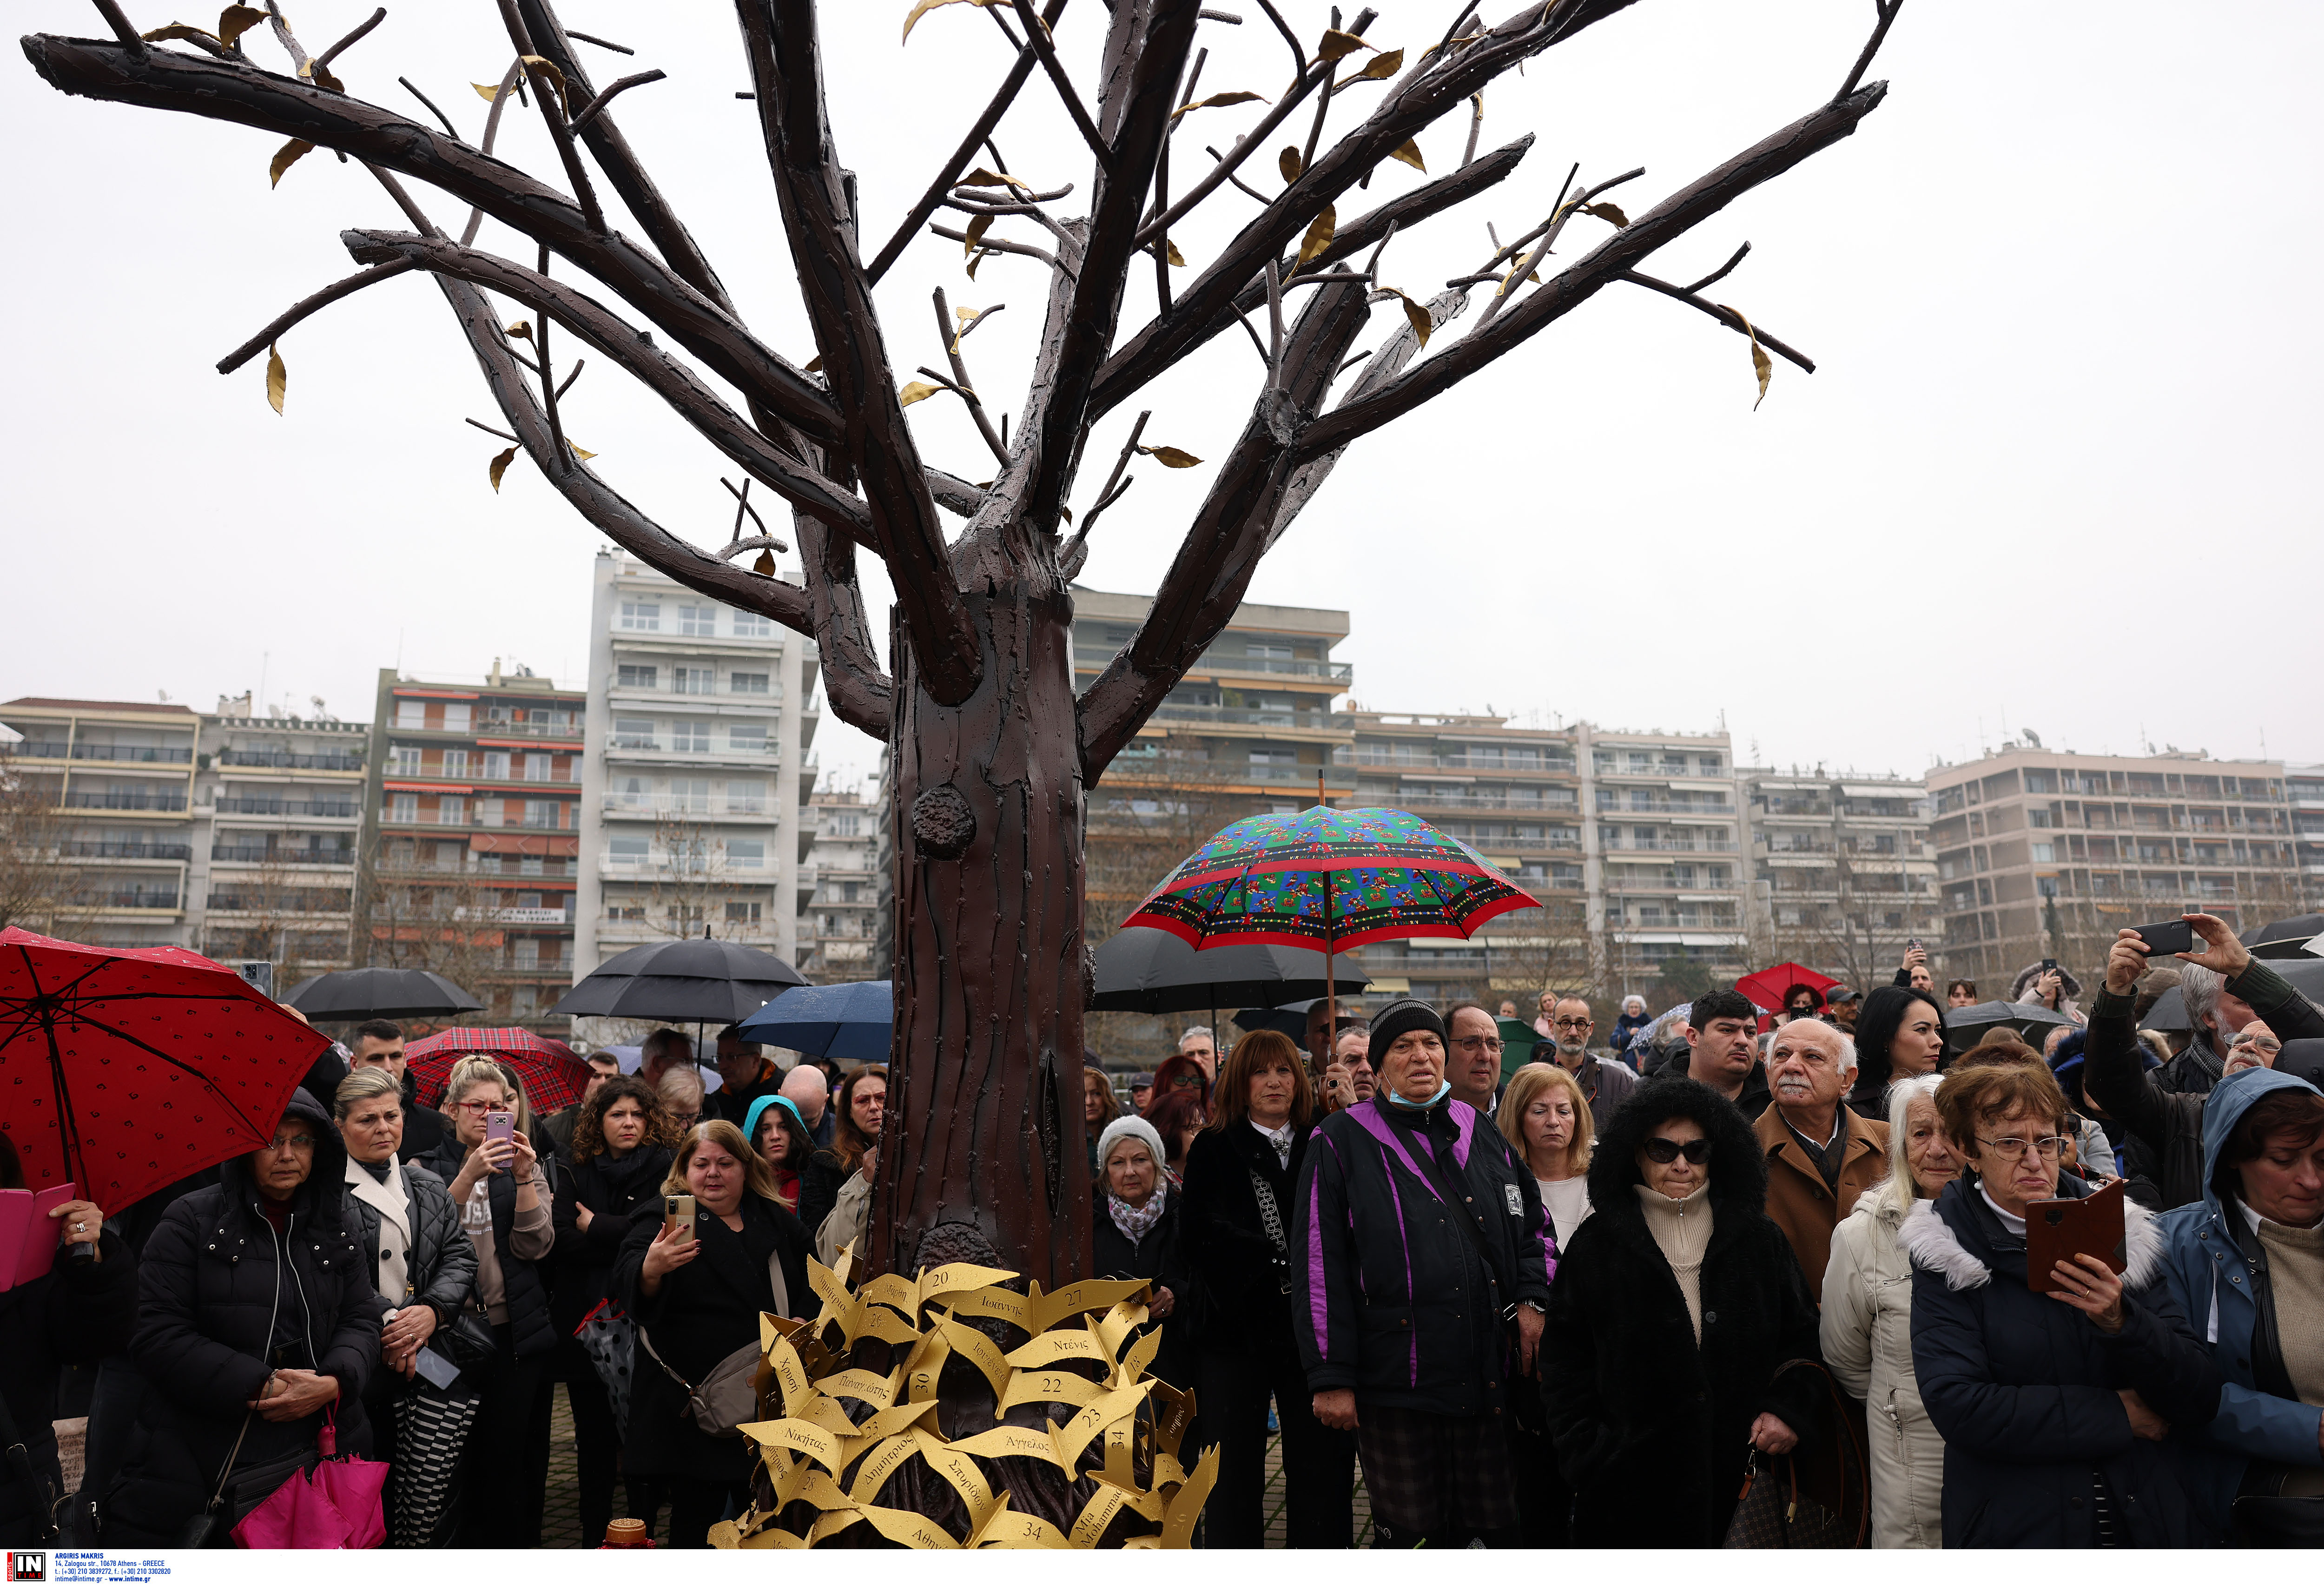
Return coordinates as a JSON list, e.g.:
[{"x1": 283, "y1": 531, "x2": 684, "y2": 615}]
[{"x1": 1387, "y1": 1079, "x2": 1452, "y2": 1110}]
